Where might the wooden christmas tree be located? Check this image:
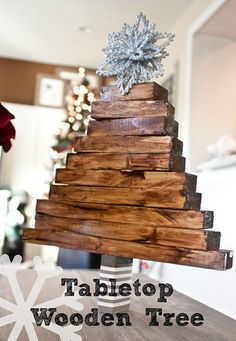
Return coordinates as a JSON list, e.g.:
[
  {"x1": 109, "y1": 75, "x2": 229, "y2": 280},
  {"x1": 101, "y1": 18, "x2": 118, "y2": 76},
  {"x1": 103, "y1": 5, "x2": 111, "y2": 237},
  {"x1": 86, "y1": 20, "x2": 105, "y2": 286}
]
[
  {"x1": 23, "y1": 81, "x2": 233, "y2": 271},
  {"x1": 23, "y1": 13, "x2": 233, "y2": 313}
]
